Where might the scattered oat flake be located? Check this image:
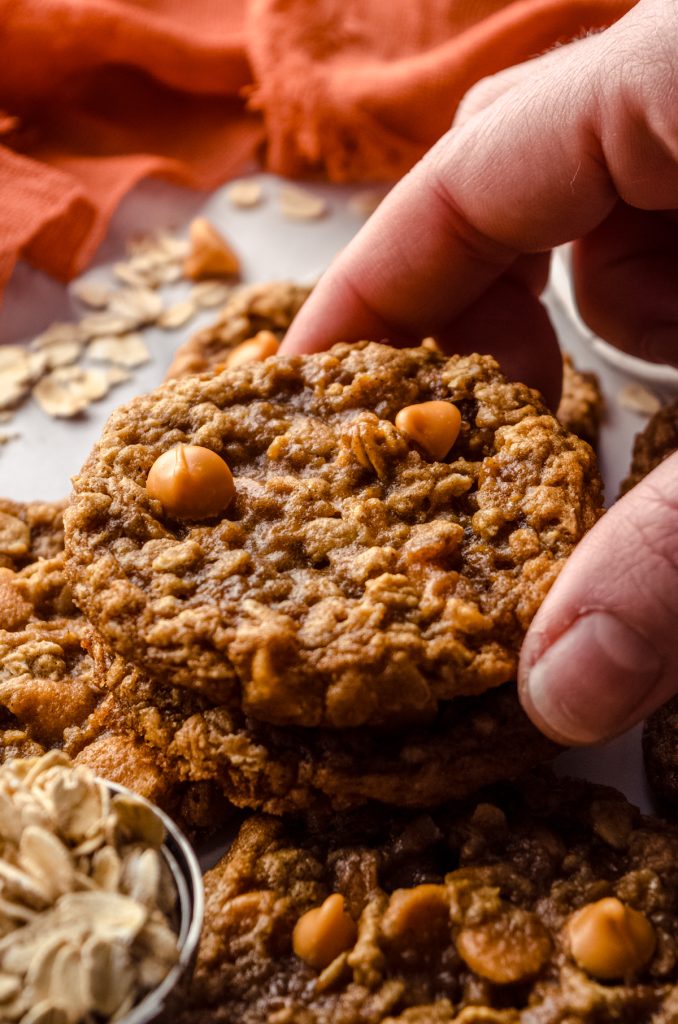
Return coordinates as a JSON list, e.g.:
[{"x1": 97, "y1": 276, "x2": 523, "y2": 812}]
[
  {"x1": 71, "y1": 281, "x2": 111, "y2": 309},
  {"x1": 0, "y1": 430, "x2": 18, "y2": 446},
  {"x1": 0, "y1": 346, "x2": 29, "y2": 371},
  {"x1": 104, "y1": 366, "x2": 132, "y2": 386},
  {"x1": 618, "y1": 383, "x2": 662, "y2": 416},
  {"x1": 348, "y1": 190, "x2": 384, "y2": 217},
  {"x1": 113, "y1": 261, "x2": 149, "y2": 288},
  {"x1": 33, "y1": 366, "x2": 110, "y2": 417},
  {"x1": 156, "y1": 232, "x2": 190, "y2": 260},
  {"x1": 0, "y1": 376, "x2": 29, "y2": 412},
  {"x1": 41, "y1": 341, "x2": 82, "y2": 369},
  {"x1": 32, "y1": 323, "x2": 86, "y2": 349},
  {"x1": 108, "y1": 287, "x2": 163, "y2": 324},
  {"x1": 190, "y1": 280, "x2": 233, "y2": 308},
  {"x1": 158, "y1": 299, "x2": 196, "y2": 330},
  {"x1": 228, "y1": 180, "x2": 263, "y2": 208},
  {"x1": 88, "y1": 334, "x2": 150, "y2": 368},
  {"x1": 280, "y1": 185, "x2": 327, "y2": 220},
  {"x1": 154, "y1": 263, "x2": 183, "y2": 285},
  {"x1": 80, "y1": 311, "x2": 137, "y2": 339}
]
